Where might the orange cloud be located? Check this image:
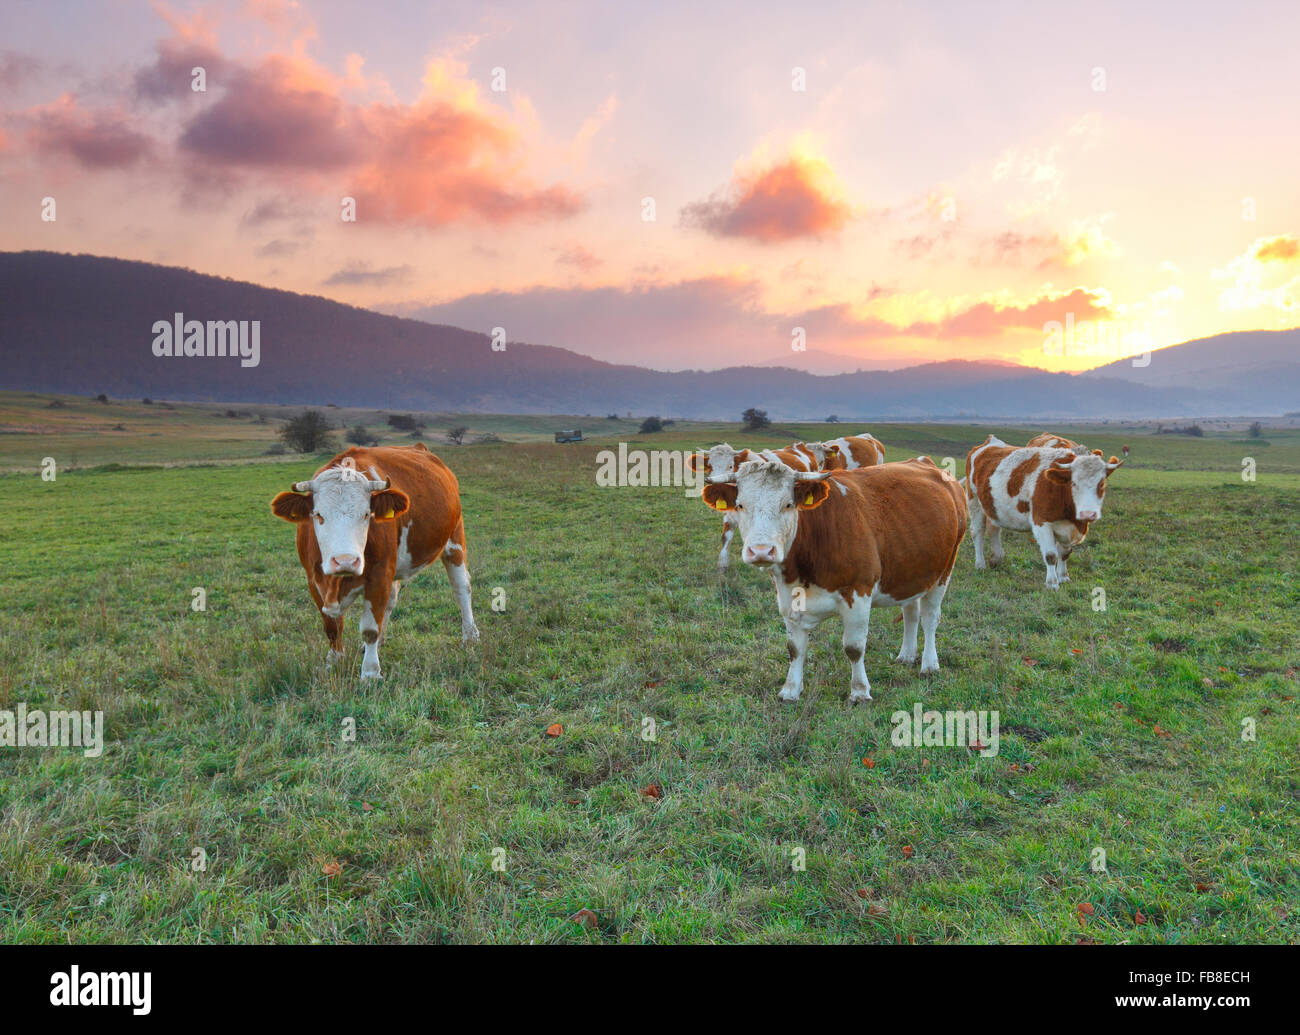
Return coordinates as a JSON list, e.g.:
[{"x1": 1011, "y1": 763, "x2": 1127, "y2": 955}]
[
  {"x1": 1253, "y1": 234, "x2": 1299, "y2": 263},
  {"x1": 931, "y1": 287, "x2": 1113, "y2": 338},
  {"x1": 681, "y1": 153, "x2": 851, "y2": 242}
]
